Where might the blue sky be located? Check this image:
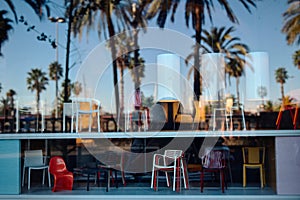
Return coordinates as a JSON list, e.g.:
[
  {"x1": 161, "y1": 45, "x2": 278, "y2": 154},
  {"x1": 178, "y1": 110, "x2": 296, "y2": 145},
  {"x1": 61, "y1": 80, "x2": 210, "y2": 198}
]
[{"x1": 0, "y1": 0, "x2": 299, "y2": 112}]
